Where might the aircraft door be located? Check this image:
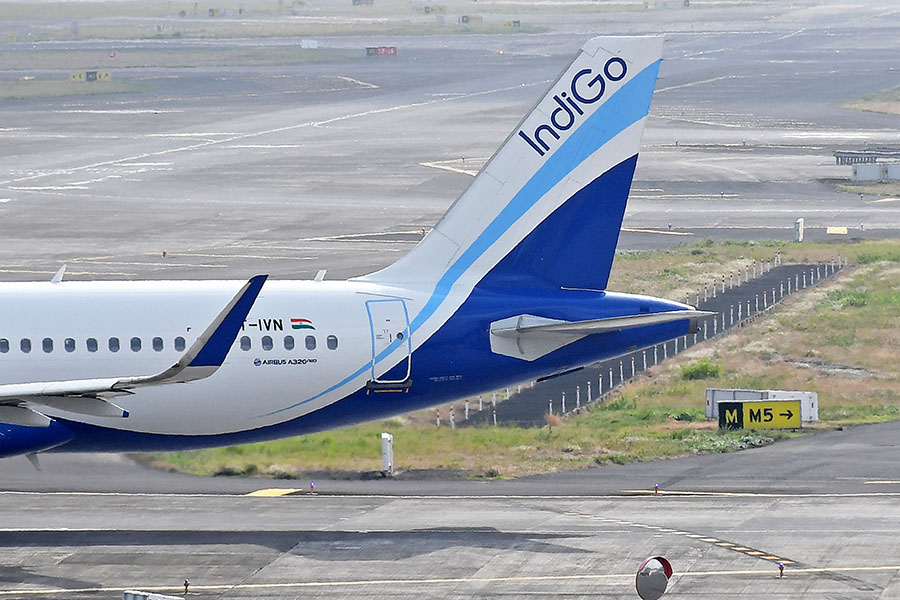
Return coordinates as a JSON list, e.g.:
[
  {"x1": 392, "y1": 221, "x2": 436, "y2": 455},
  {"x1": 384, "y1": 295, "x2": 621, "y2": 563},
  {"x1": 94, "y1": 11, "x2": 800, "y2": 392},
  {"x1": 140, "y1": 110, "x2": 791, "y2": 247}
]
[{"x1": 366, "y1": 299, "x2": 411, "y2": 384}]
